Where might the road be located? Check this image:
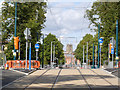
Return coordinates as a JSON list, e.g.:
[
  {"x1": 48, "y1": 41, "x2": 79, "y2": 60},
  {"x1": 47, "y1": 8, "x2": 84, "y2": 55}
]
[
  {"x1": 2, "y1": 70, "x2": 25, "y2": 87},
  {"x1": 2, "y1": 68, "x2": 119, "y2": 90}
]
